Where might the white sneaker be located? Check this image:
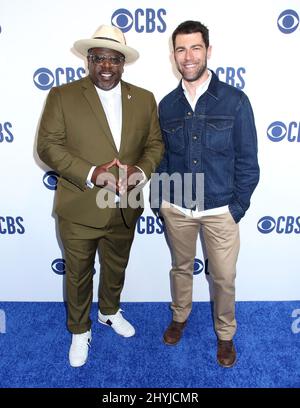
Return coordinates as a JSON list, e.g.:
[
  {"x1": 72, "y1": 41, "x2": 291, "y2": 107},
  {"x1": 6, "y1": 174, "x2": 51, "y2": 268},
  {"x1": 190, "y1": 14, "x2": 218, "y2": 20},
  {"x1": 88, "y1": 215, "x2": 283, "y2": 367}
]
[
  {"x1": 69, "y1": 330, "x2": 91, "y2": 368},
  {"x1": 98, "y1": 309, "x2": 135, "y2": 337}
]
